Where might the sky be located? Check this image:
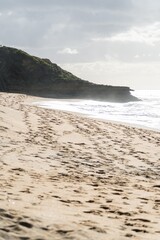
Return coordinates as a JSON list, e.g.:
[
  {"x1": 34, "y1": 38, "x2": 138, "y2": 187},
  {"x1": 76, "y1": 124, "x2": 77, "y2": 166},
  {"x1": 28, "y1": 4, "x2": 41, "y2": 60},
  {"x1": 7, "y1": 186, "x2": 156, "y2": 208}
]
[{"x1": 0, "y1": 0, "x2": 160, "y2": 89}]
